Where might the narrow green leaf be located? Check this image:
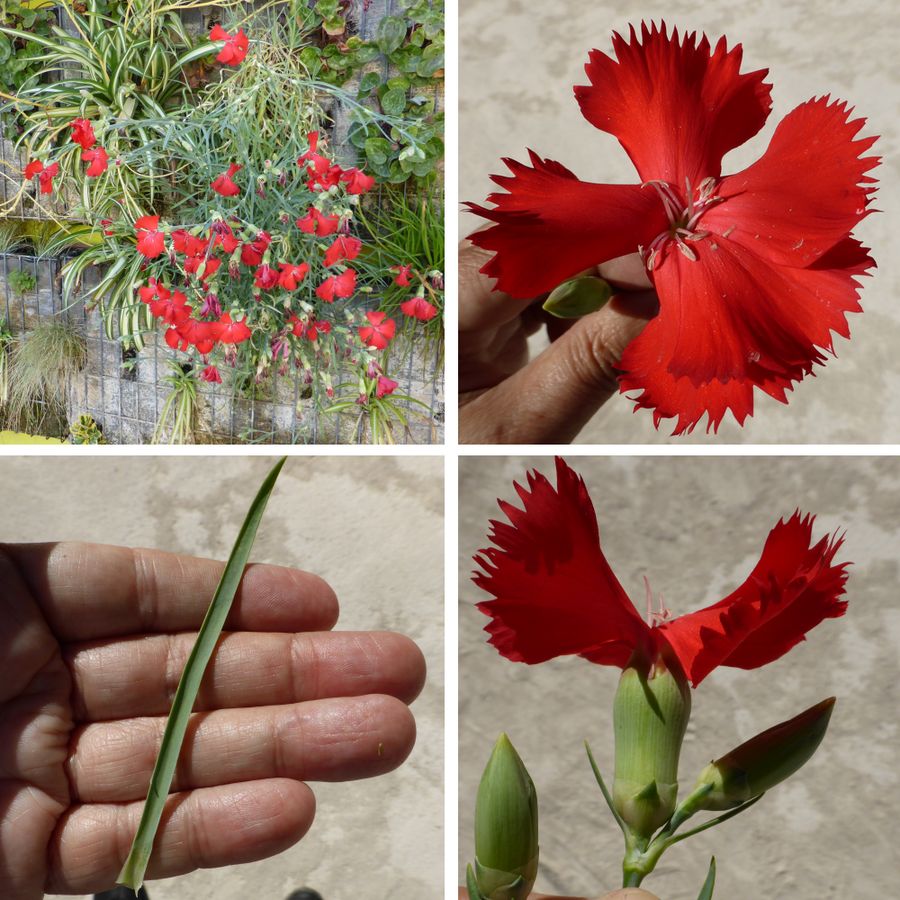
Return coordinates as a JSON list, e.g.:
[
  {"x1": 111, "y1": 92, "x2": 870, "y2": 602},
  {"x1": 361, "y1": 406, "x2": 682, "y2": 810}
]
[
  {"x1": 697, "y1": 857, "x2": 716, "y2": 900},
  {"x1": 584, "y1": 740, "x2": 628, "y2": 836},
  {"x1": 117, "y1": 458, "x2": 287, "y2": 889}
]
